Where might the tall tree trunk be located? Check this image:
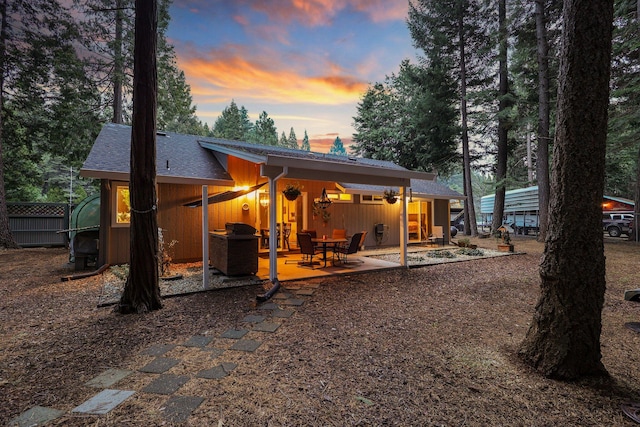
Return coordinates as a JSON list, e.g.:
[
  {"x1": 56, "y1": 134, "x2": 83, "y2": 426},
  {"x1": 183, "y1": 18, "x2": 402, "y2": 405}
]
[
  {"x1": 536, "y1": 0, "x2": 551, "y2": 241},
  {"x1": 519, "y1": 0, "x2": 613, "y2": 379},
  {"x1": 491, "y1": 0, "x2": 509, "y2": 235},
  {"x1": 459, "y1": 3, "x2": 477, "y2": 236},
  {"x1": 634, "y1": 143, "x2": 640, "y2": 242},
  {"x1": 112, "y1": 0, "x2": 124, "y2": 124},
  {"x1": 117, "y1": 0, "x2": 161, "y2": 314},
  {"x1": 0, "y1": 0, "x2": 19, "y2": 249}
]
